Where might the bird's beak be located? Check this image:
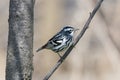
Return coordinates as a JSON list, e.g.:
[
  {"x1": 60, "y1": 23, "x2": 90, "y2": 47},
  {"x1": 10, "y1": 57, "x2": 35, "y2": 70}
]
[{"x1": 74, "y1": 28, "x2": 79, "y2": 31}]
